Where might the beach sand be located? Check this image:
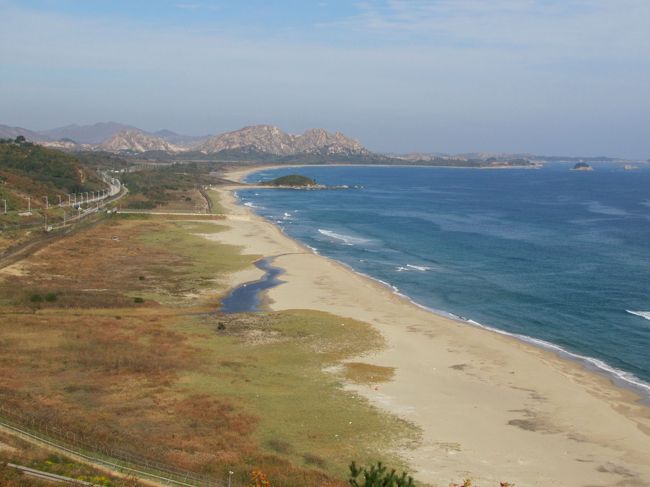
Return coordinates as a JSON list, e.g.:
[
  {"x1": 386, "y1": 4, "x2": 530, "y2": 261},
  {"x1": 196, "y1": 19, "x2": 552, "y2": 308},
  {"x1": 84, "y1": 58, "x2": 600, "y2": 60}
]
[{"x1": 210, "y1": 167, "x2": 650, "y2": 486}]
